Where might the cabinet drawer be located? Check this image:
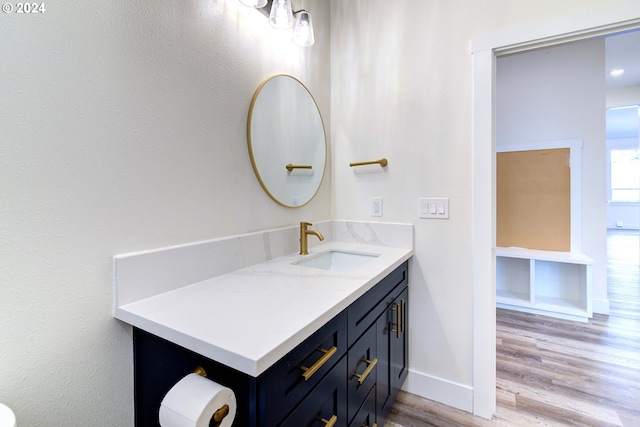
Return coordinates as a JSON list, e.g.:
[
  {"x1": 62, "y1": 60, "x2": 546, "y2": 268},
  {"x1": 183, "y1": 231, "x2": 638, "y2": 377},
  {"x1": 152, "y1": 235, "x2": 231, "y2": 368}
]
[
  {"x1": 347, "y1": 261, "x2": 408, "y2": 346},
  {"x1": 279, "y1": 356, "x2": 348, "y2": 427},
  {"x1": 259, "y1": 311, "x2": 347, "y2": 427},
  {"x1": 348, "y1": 385, "x2": 377, "y2": 427},
  {"x1": 347, "y1": 325, "x2": 376, "y2": 425}
]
